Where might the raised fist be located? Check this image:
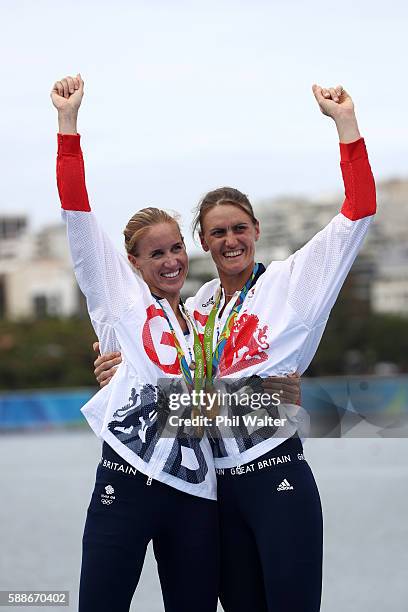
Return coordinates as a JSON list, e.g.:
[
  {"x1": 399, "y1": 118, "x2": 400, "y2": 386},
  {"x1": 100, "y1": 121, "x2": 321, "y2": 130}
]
[
  {"x1": 51, "y1": 74, "x2": 84, "y2": 114},
  {"x1": 312, "y1": 84, "x2": 354, "y2": 120}
]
